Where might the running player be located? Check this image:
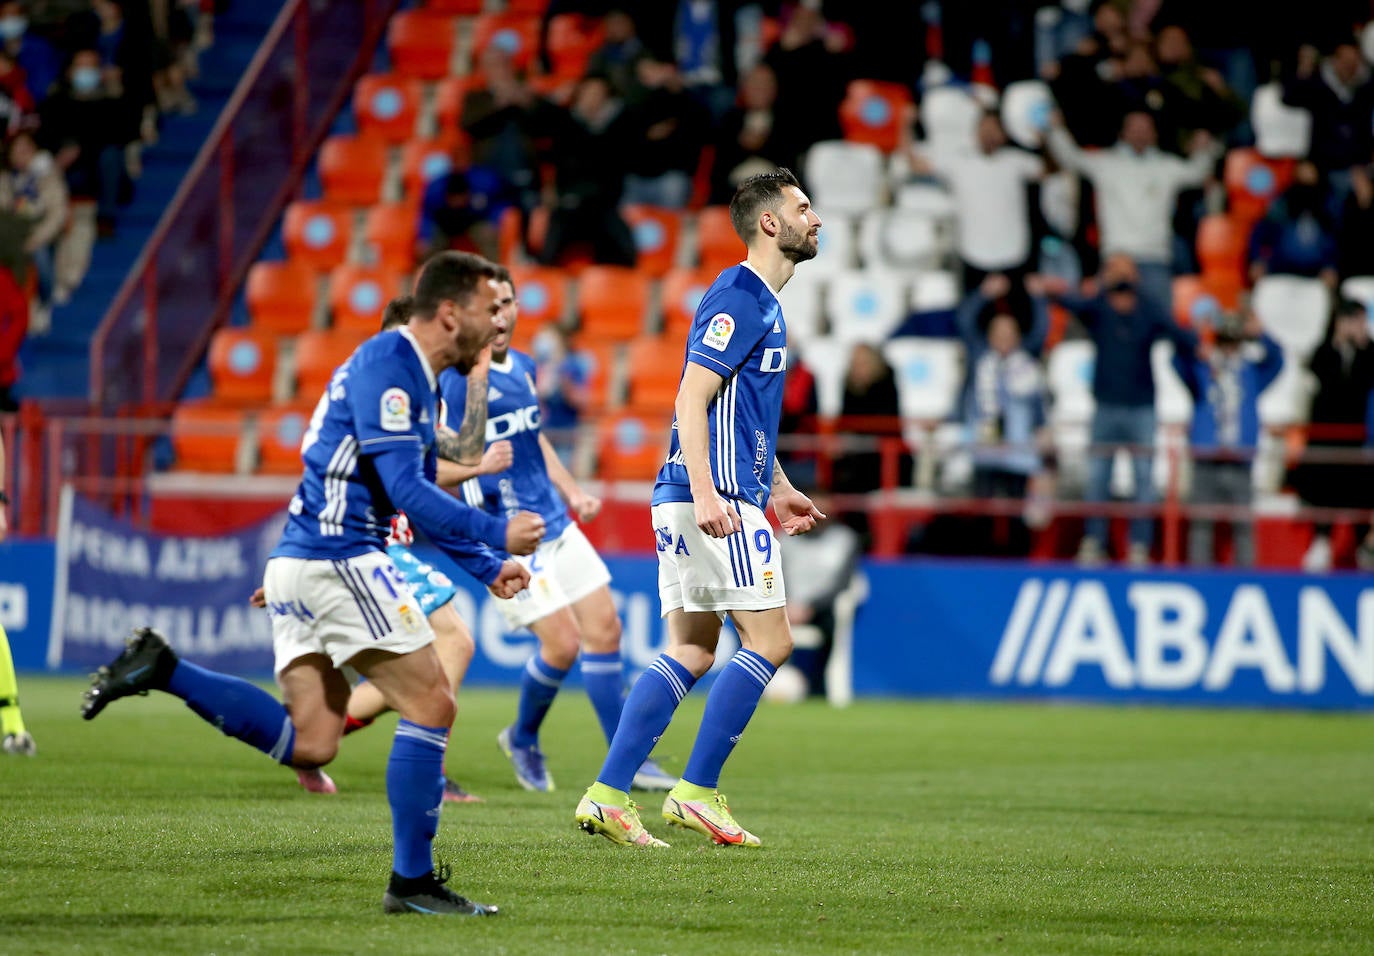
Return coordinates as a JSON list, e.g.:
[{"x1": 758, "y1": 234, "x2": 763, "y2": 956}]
[
  {"x1": 0, "y1": 433, "x2": 34, "y2": 756},
  {"x1": 575, "y1": 169, "x2": 825, "y2": 847},
  {"x1": 437, "y1": 265, "x2": 676, "y2": 794},
  {"x1": 82, "y1": 252, "x2": 545, "y2": 915}
]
